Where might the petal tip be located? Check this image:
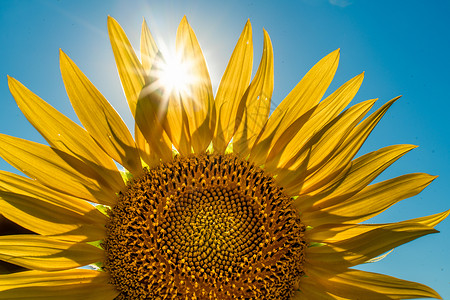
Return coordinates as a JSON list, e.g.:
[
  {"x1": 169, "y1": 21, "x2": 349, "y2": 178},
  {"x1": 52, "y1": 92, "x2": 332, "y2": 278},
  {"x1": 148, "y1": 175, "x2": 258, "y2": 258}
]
[{"x1": 245, "y1": 19, "x2": 252, "y2": 30}]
